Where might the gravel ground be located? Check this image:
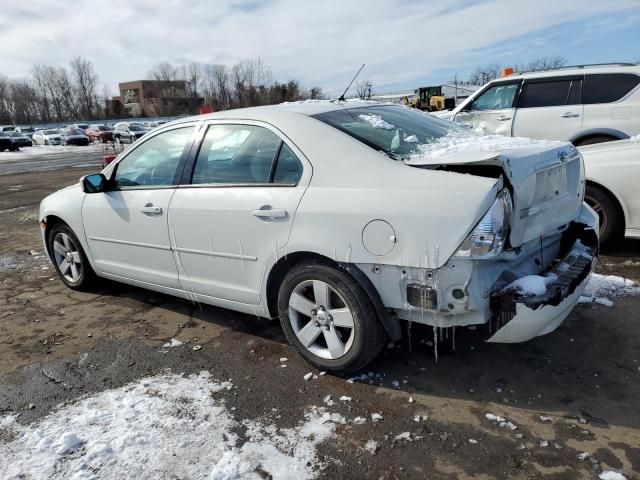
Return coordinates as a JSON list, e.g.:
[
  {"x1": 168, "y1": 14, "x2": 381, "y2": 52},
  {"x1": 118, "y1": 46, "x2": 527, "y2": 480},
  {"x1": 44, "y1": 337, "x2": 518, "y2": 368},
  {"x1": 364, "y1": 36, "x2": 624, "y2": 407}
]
[{"x1": 1, "y1": 165, "x2": 639, "y2": 479}]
